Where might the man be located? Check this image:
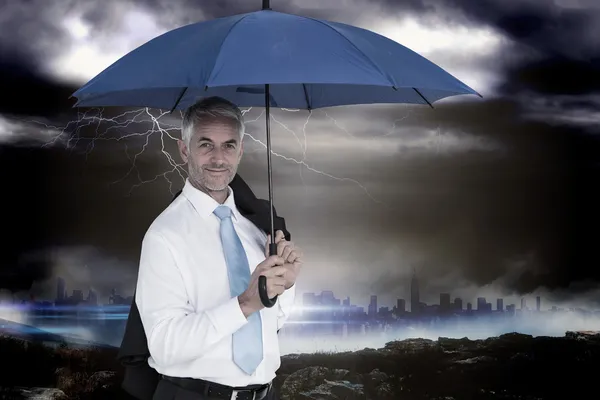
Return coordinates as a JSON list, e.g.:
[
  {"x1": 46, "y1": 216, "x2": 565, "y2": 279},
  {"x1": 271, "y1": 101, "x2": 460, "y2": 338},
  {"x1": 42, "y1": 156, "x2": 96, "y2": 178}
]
[{"x1": 136, "y1": 96, "x2": 302, "y2": 400}]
